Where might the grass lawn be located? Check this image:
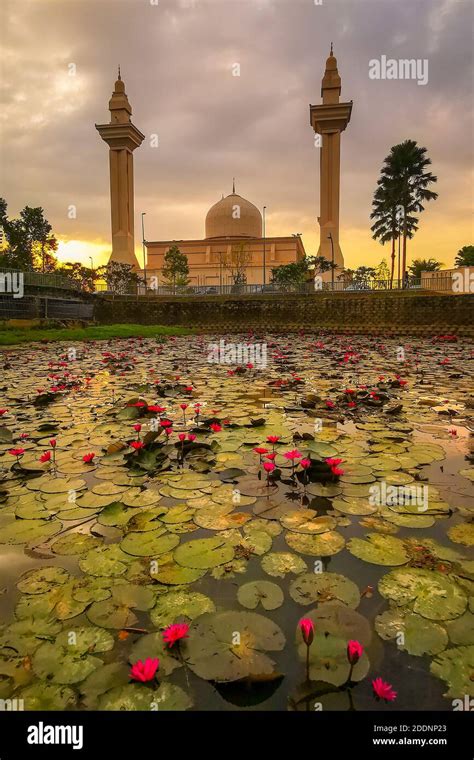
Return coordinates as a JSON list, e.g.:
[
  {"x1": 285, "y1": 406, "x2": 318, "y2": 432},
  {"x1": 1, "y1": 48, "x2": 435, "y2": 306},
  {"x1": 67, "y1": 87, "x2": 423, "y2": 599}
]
[{"x1": 0, "y1": 323, "x2": 194, "y2": 346}]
